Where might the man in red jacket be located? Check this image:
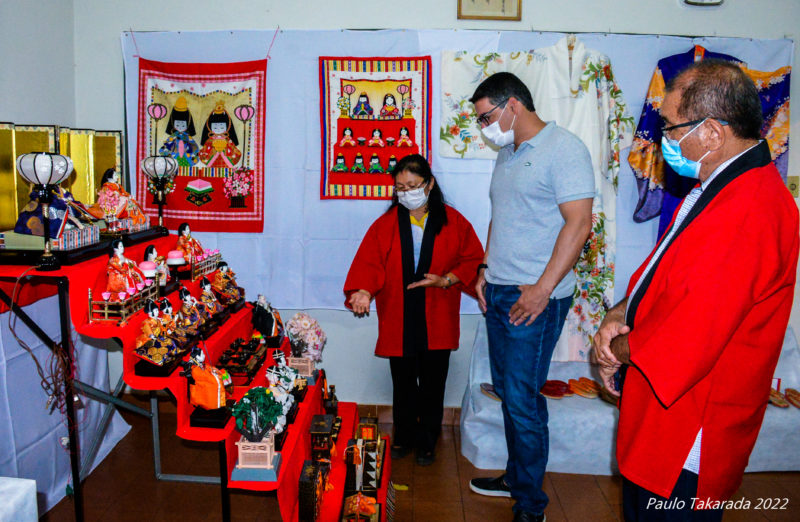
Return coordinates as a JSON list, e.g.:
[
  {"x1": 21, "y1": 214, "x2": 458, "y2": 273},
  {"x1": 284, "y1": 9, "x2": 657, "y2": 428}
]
[{"x1": 594, "y1": 59, "x2": 799, "y2": 521}]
